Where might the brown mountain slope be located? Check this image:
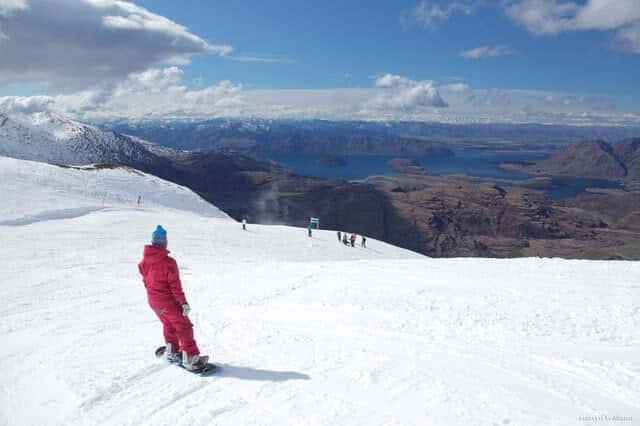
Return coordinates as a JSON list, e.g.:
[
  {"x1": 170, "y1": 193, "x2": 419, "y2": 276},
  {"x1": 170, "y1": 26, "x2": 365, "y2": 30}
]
[
  {"x1": 533, "y1": 140, "x2": 627, "y2": 179},
  {"x1": 614, "y1": 138, "x2": 640, "y2": 180}
]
